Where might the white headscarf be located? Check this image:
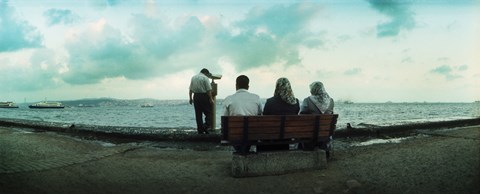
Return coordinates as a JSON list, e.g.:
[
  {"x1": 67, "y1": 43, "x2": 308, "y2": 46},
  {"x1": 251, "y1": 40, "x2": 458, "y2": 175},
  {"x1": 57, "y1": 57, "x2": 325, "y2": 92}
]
[
  {"x1": 309, "y1": 81, "x2": 332, "y2": 113},
  {"x1": 274, "y1": 77, "x2": 297, "y2": 105}
]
